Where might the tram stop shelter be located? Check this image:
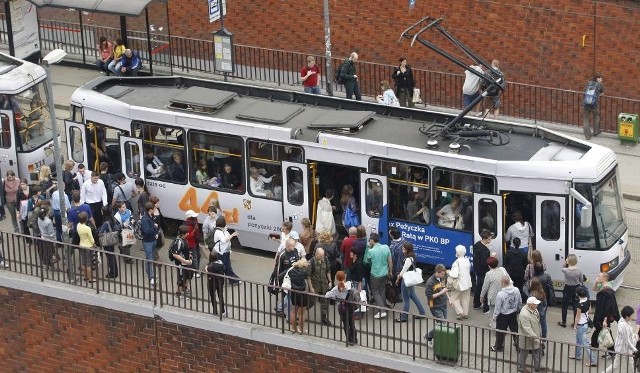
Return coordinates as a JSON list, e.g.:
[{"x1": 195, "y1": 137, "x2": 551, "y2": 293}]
[{"x1": 25, "y1": 0, "x2": 171, "y2": 75}]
